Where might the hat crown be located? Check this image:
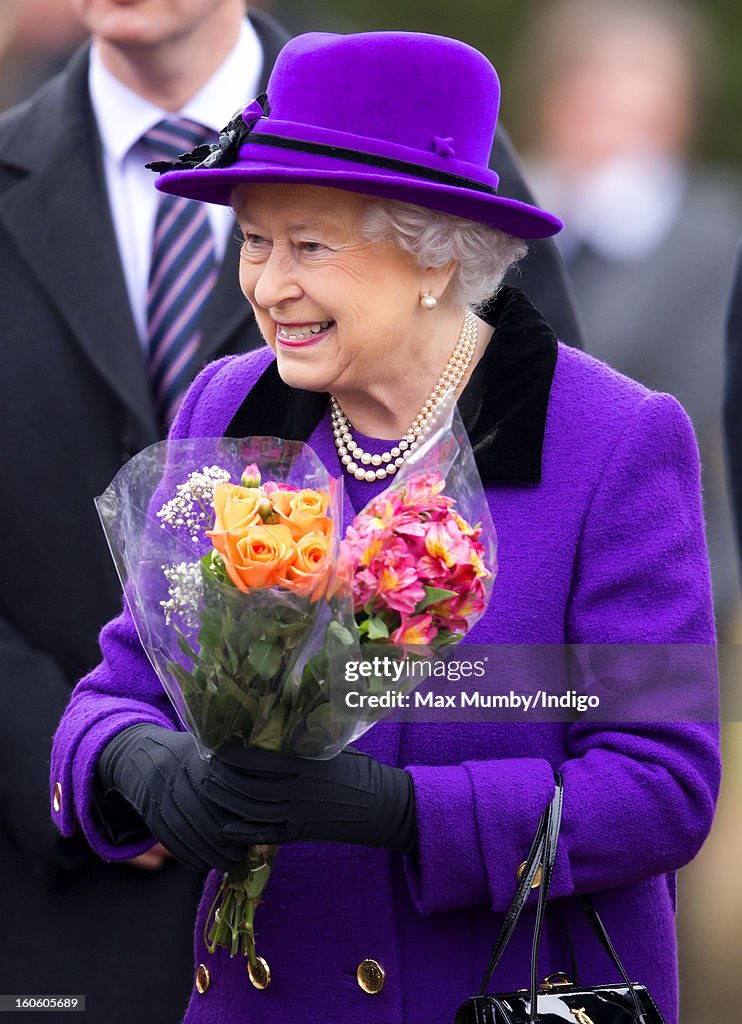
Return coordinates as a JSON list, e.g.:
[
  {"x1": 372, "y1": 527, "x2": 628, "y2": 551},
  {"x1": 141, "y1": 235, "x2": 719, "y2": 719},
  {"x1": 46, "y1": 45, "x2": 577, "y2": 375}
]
[
  {"x1": 264, "y1": 32, "x2": 501, "y2": 168},
  {"x1": 154, "y1": 30, "x2": 561, "y2": 241}
]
